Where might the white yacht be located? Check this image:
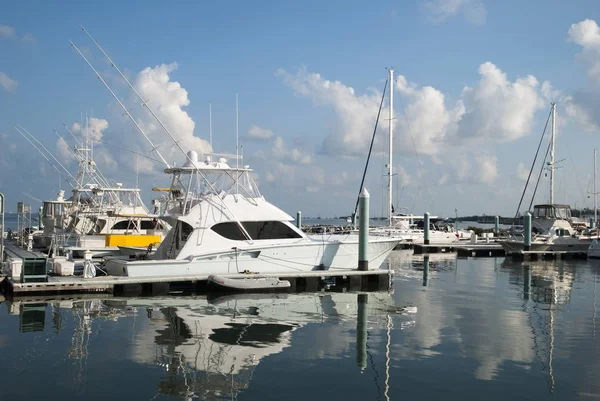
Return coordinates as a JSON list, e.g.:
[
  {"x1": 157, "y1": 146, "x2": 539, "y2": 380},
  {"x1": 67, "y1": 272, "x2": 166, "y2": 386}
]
[
  {"x1": 372, "y1": 214, "x2": 472, "y2": 244},
  {"x1": 104, "y1": 152, "x2": 400, "y2": 277},
  {"x1": 500, "y1": 204, "x2": 589, "y2": 253},
  {"x1": 500, "y1": 104, "x2": 590, "y2": 254}
]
